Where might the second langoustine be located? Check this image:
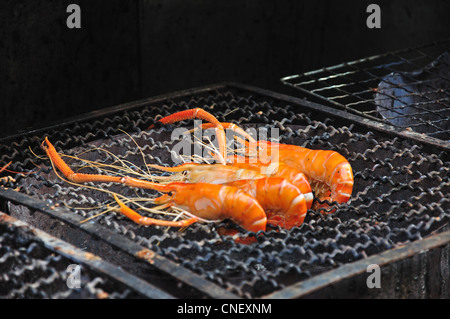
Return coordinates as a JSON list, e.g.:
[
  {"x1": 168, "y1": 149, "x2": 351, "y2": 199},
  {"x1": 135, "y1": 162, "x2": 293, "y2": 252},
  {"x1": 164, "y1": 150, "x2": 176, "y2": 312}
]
[
  {"x1": 41, "y1": 137, "x2": 267, "y2": 232},
  {"x1": 152, "y1": 111, "x2": 354, "y2": 212},
  {"x1": 149, "y1": 163, "x2": 308, "y2": 229}
]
